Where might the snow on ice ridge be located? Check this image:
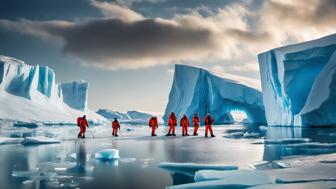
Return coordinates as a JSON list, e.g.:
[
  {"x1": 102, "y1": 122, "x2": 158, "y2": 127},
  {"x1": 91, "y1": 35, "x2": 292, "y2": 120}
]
[
  {"x1": 258, "y1": 33, "x2": 336, "y2": 126},
  {"x1": 163, "y1": 64, "x2": 266, "y2": 125}
]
